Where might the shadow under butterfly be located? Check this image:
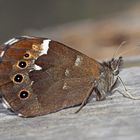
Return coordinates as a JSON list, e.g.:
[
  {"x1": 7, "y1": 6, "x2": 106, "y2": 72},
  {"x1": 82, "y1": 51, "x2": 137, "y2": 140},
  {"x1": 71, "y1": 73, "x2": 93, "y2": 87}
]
[{"x1": 0, "y1": 36, "x2": 138, "y2": 117}]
